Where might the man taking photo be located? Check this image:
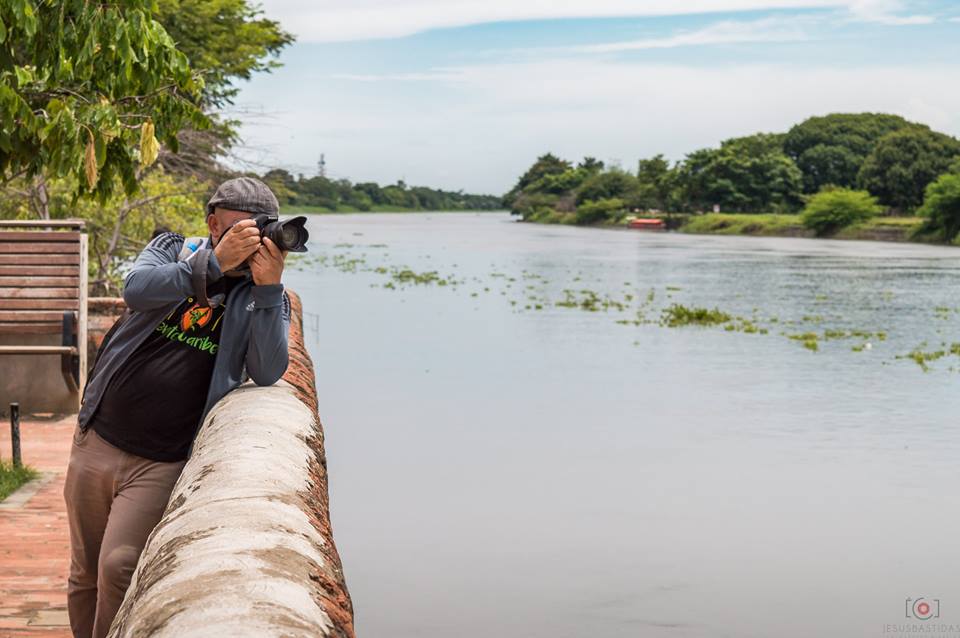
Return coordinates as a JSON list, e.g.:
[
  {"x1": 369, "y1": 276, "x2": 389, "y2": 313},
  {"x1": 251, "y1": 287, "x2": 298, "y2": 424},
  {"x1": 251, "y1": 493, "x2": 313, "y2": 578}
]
[{"x1": 63, "y1": 177, "x2": 291, "y2": 638}]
